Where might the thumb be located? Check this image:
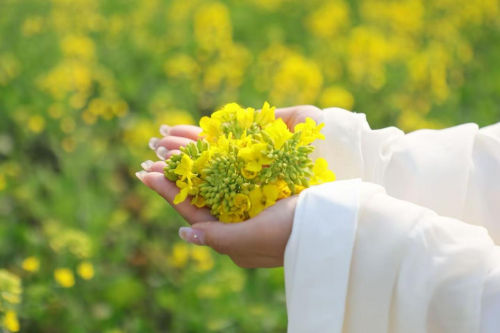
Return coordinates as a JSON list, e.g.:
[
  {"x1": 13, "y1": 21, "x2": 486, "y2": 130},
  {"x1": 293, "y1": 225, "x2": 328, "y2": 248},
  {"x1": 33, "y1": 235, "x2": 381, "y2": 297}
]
[
  {"x1": 179, "y1": 221, "x2": 258, "y2": 255},
  {"x1": 274, "y1": 105, "x2": 321, "y2": 129}
]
